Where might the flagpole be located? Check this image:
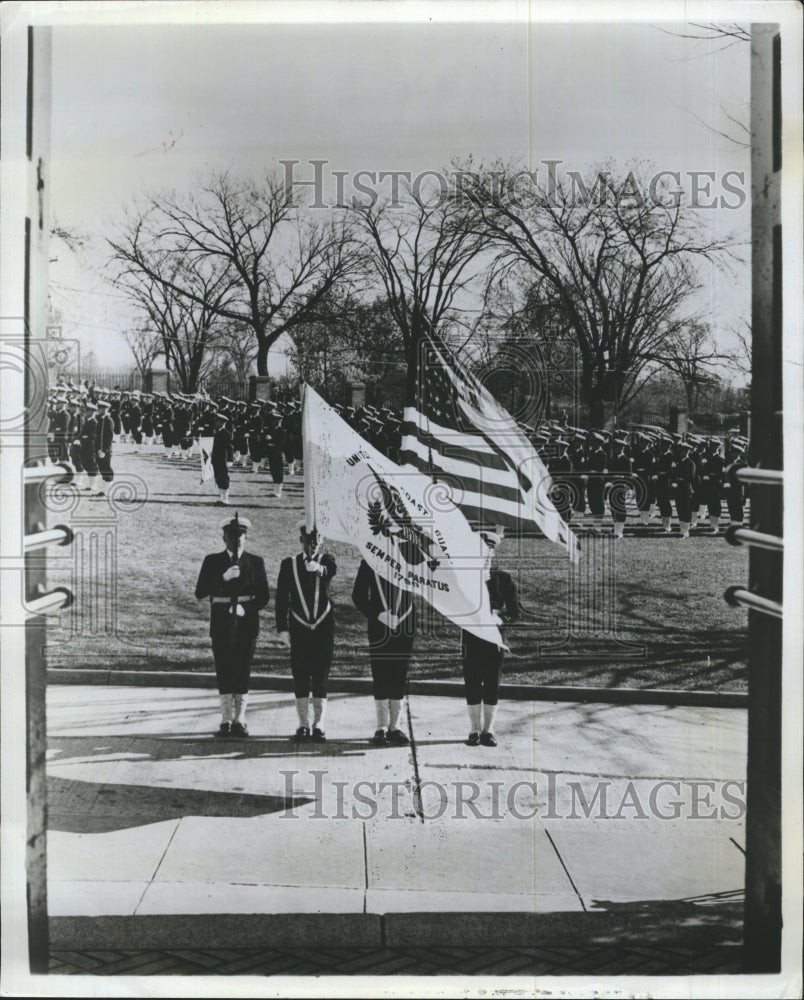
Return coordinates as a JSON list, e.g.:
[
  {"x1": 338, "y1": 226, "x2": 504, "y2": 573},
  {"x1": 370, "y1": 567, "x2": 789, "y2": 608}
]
[{"x1": 301, "y1": 382, "x2": 316, "y2": 534}]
